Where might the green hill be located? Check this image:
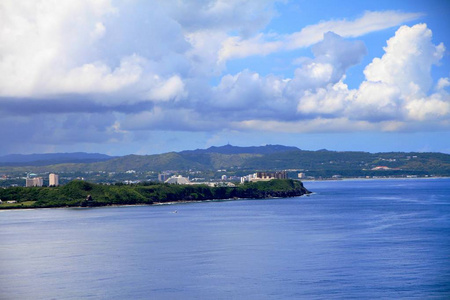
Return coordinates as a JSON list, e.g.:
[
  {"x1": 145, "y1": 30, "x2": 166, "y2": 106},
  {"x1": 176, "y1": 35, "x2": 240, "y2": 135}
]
[{"x1": 1, "y1": 145, "x2": 449, "y2": 177}]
